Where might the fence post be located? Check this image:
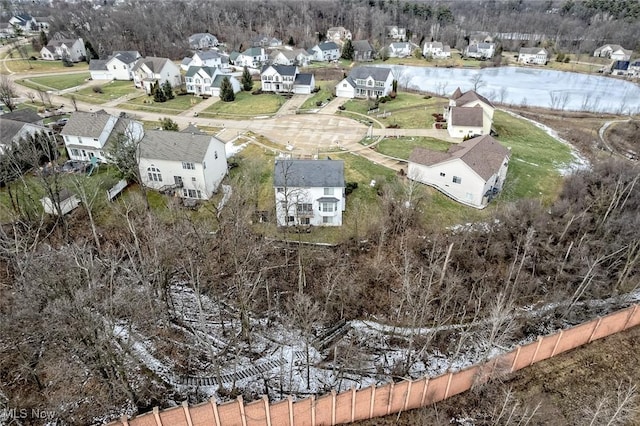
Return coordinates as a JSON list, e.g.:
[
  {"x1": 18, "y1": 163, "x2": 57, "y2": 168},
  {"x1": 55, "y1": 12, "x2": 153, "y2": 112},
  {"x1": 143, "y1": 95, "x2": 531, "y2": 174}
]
[
  {"x1": 351, "y1": 387, "x2": 356, "y2": 423},
  {"x1": 444, "y1": 372, "x2": 453, "y2": 399},
  {"x1": 331, "y1": 390, "x2": 337, "y2": 426},
  {"x1": 530, "y1": 336, "x2": 543, "y2": 365},
  {"x1": 369, "y1": 384, "x2": 376, "y2": 418},
  {"x1": 510, "y1": 345, "x2": 521, "y2": 372},
  {"x1": 210, "y1": 398, "x2": 221, "y2": 426},
  {"x1": 310, "y1": 395, "x2": 316, "y2": 426},
  {"x1": 403, "y1": 380, "x2": 412, "y2": 411},
  {"x1": 420, "y1": 377, "x2": 430, "y2": 406},
  {"x1": 152, "y1": 407, "x2": 162, "y2": 426},
  {"x1": 588, "y1": 317, "x2": 602, "y2": 343},
  {"x1": 623, "y1": 305, "x2": 639, "y2": 330},
  {"x1": 182, "y1": 401, "x2": 193, "y2": 426},
  {"x1": 262, "y1": 395, "x2": 272, "y2": 426},
  {"x1": 550, "y1": 330, "x2": 563, "y2": 357},
  {"x1": 387, "y1": 382, "x2": 395, "y2": 415},
  {"x1": 237, "y1": 396, "x2": 247, "y2": 426},
  {"x1": 119, "y1": 417, "x2": 130, "y2": 426},
  {"x1": 288, "y1": 395, "x2": 294, "y2": 426}
]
